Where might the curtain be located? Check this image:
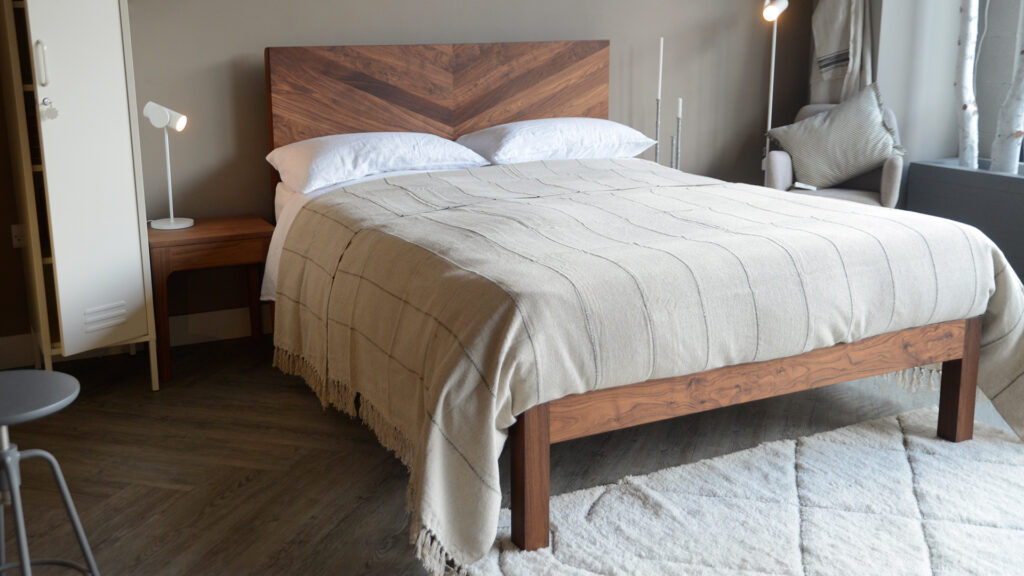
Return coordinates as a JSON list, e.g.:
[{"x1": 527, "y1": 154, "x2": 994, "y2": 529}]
[{"x1": 810, "y1": 0, "x2": 874, "y2": 103}]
